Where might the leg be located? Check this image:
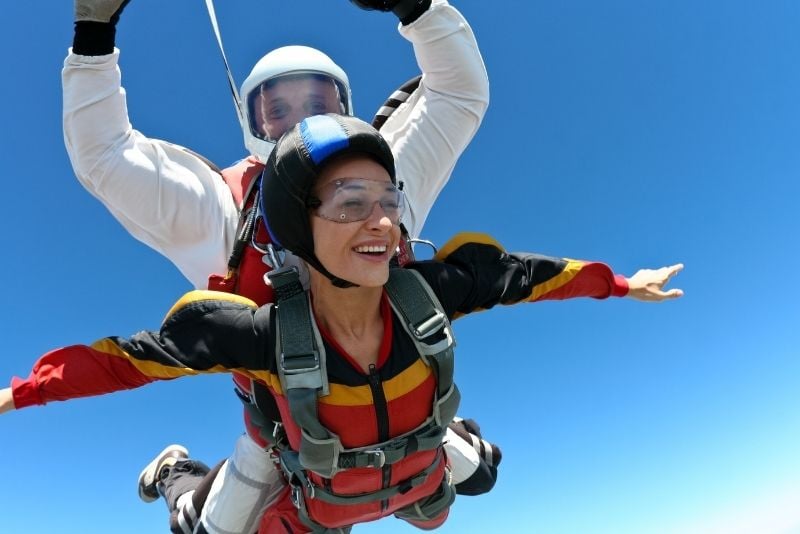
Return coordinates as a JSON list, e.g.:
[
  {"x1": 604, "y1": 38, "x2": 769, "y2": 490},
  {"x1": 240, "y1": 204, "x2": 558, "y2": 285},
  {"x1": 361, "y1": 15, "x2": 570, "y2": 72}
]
[
  {"x1": 138, "y1": 435, "x2": 287, "y2": 534},
  {"x1": 199, "y1": 434, "x2": 287, "y2": 534},
  {"x1": 444, "y1": 417, "x2": 503, "y2": 496},
  {"x1": 137, "y1": 444, "x2": 213, "y2": 534}
]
